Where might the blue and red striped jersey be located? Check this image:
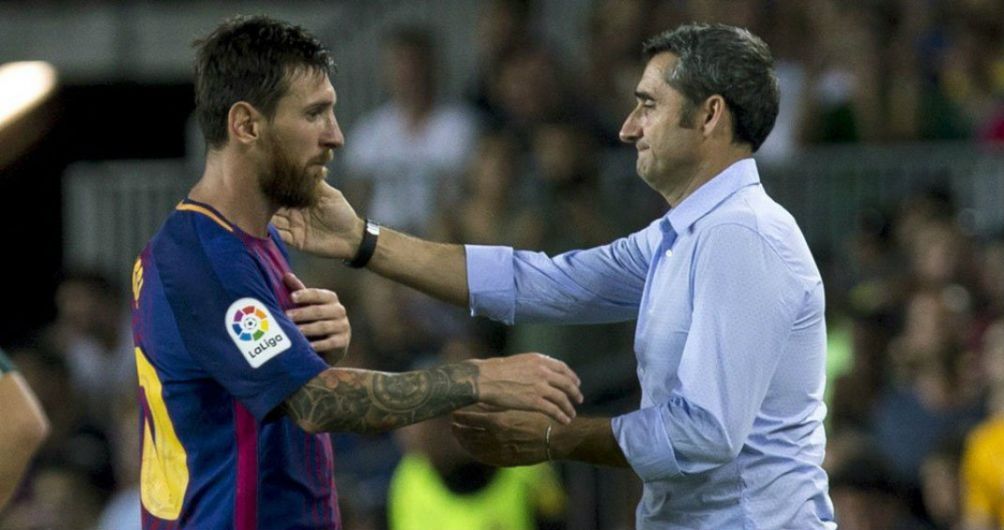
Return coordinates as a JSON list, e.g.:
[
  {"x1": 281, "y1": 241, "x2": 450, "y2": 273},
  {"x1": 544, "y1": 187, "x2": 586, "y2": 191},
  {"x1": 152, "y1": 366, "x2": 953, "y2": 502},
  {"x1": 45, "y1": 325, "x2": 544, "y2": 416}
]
[{"x1": 131, "y1": 198, "x2": 341, "y2": 529}]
